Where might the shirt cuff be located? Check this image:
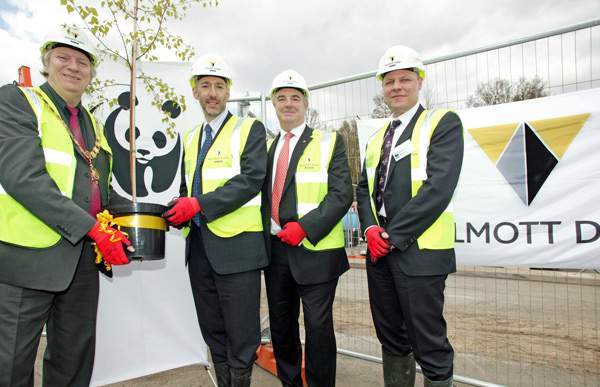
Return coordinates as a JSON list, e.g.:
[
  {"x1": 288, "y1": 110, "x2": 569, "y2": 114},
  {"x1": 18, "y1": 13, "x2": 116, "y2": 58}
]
[{"x1": 364, "y1": 224, "x2": 379, "y2": 238}]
